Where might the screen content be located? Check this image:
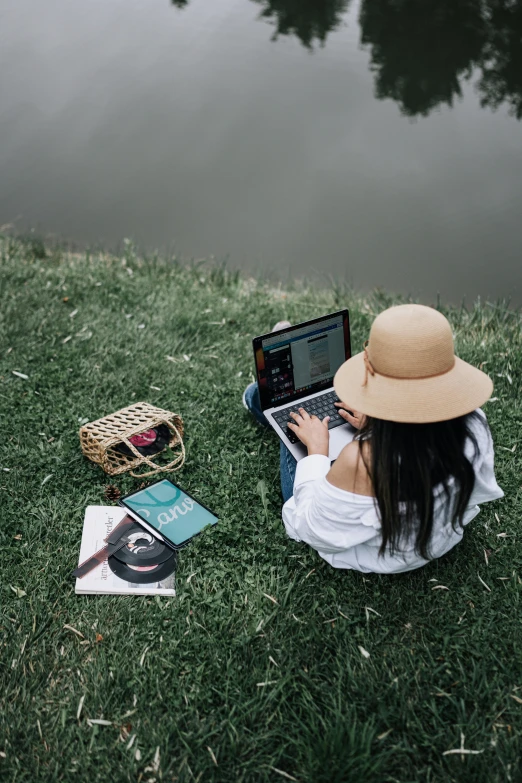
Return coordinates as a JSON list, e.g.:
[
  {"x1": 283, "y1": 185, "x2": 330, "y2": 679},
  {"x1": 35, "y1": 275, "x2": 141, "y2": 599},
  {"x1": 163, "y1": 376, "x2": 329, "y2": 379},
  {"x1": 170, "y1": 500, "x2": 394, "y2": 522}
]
[
  {"x1": 123, "y1": 479, "x2": 218, "y2": 546},
  {"x1": 257, "y1": 314, "x2": 346, "y2": 406}
]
